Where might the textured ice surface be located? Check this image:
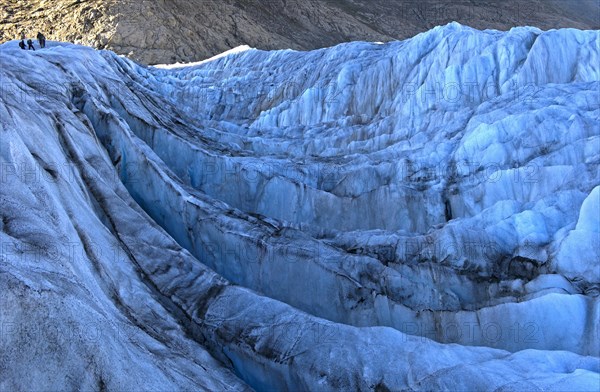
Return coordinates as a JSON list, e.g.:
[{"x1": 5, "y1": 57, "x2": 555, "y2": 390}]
[{"x1": 1, "y1": 23, "x2": 599, "y2": 391}]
